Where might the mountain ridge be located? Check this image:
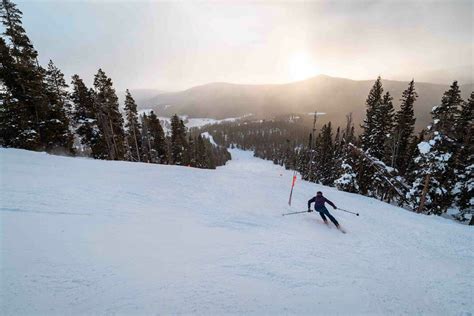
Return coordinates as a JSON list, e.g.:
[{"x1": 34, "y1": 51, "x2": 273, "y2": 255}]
[{"x1": 141, "y1": 75, "x2": 473, "y2": 130}]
